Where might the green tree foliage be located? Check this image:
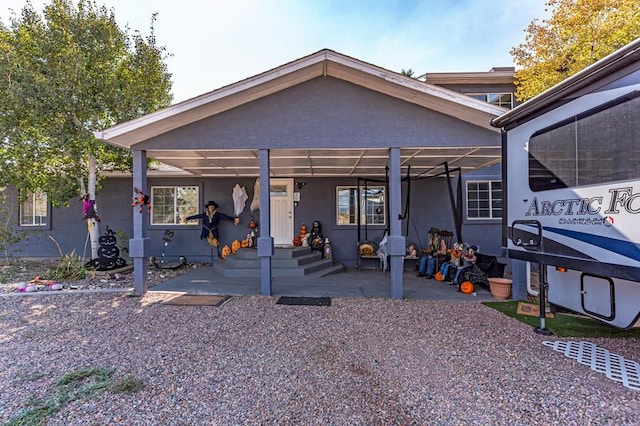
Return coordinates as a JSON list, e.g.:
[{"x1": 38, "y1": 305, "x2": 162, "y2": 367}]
[
  {"x1": 0, "y1": 0, "x2": 173, "y2": 205},
  {"x1": 511, "y1": 0, "x2": 640, "y2": 102}
]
